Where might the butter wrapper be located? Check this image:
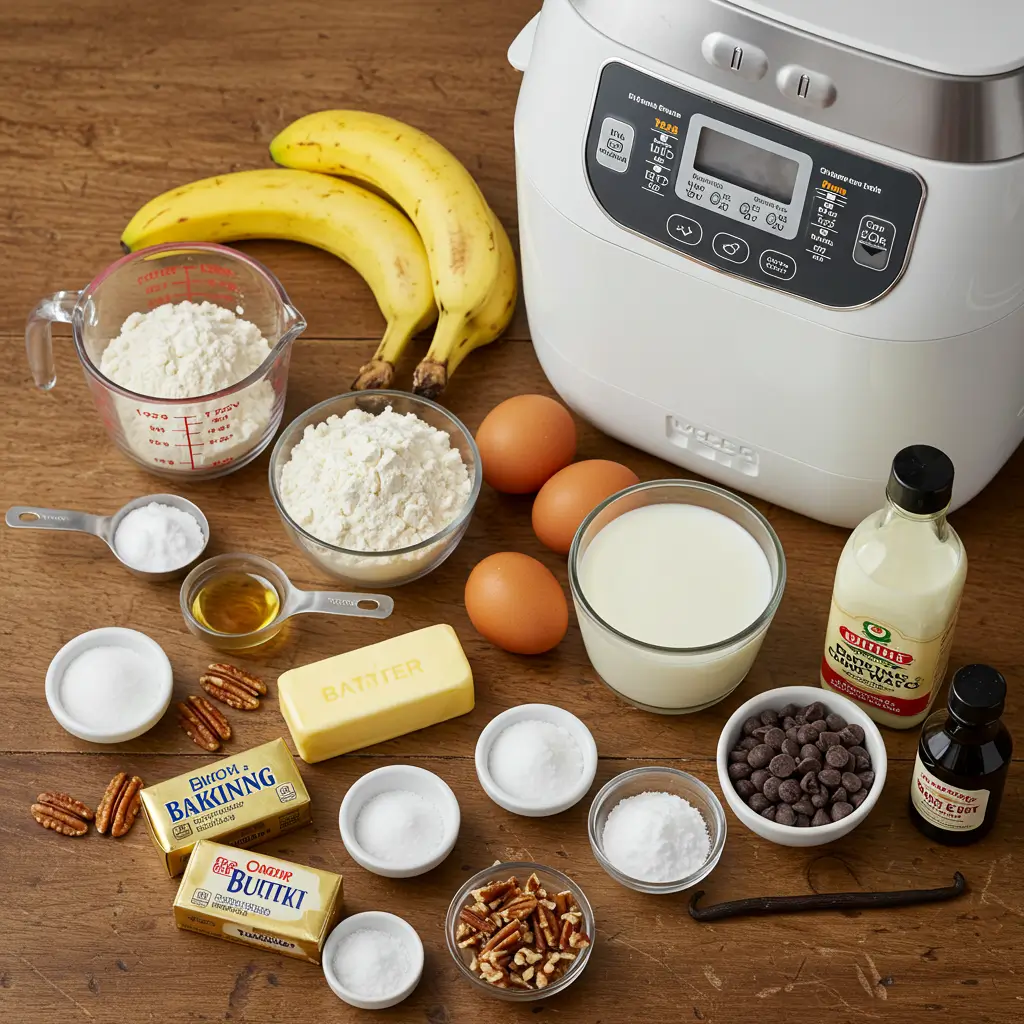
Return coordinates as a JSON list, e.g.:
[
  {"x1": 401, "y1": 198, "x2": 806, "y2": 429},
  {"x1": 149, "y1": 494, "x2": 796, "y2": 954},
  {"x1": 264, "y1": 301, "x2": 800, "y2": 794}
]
[
  {"x1": 173, "y1": 840, "x2": 343, "y2": 964},
  {"x1": 141, "y1": 738, "x2": 311, "y2": 876}
]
